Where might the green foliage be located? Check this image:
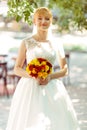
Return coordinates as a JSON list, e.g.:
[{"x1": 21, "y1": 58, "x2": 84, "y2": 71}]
[
  {"x1": 7, "y1": 0, "x2": 37, "y2": 25},
  {"x1": 64, "y1": 44, "x2": 87, "y2": 52},
  {"x1": 9, "y1": 47, "x2": 18, "y2": 53},
  {"x1": 7, "y1": 0, "x2": 87, "y2": 31},
  {"x1": 48, "y1": 0, "x2": 87, "y2": 31}
]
